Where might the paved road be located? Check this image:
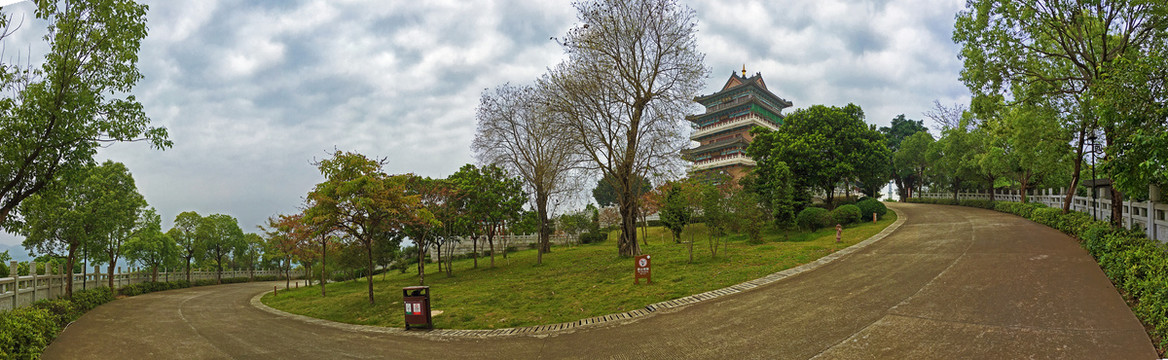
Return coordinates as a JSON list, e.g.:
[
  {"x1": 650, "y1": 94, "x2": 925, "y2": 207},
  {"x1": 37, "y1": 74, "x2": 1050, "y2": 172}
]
[{"x1": 43, "y1": 203, "x2": 1157, "y2": 359}]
